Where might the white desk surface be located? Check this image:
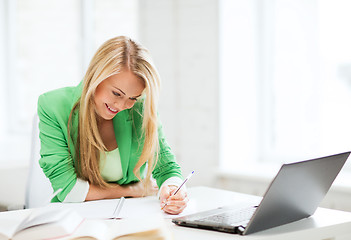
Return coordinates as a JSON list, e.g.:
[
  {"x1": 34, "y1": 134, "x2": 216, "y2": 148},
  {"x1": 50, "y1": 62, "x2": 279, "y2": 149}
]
[
  {"x1": 170, "y1": 186, "x2": 351, "y2": 240},
  {"x1": 4, "y1": 186, "x2": 351, "y2": 240}
]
